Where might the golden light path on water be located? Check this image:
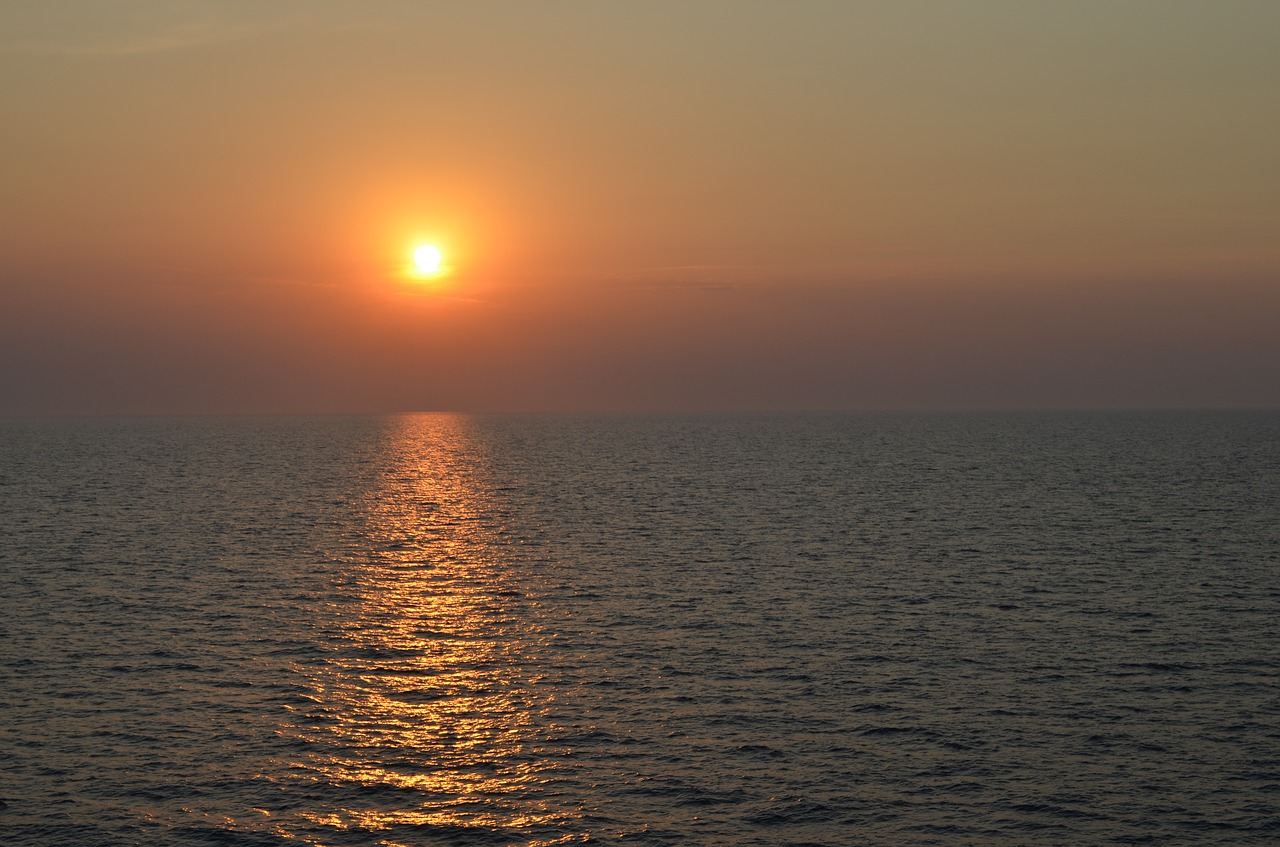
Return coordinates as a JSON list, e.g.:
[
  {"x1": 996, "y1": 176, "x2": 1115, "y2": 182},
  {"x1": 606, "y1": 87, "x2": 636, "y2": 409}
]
[{"x1": 279, "y1": 415, "x2": 583, "y2": 845}]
